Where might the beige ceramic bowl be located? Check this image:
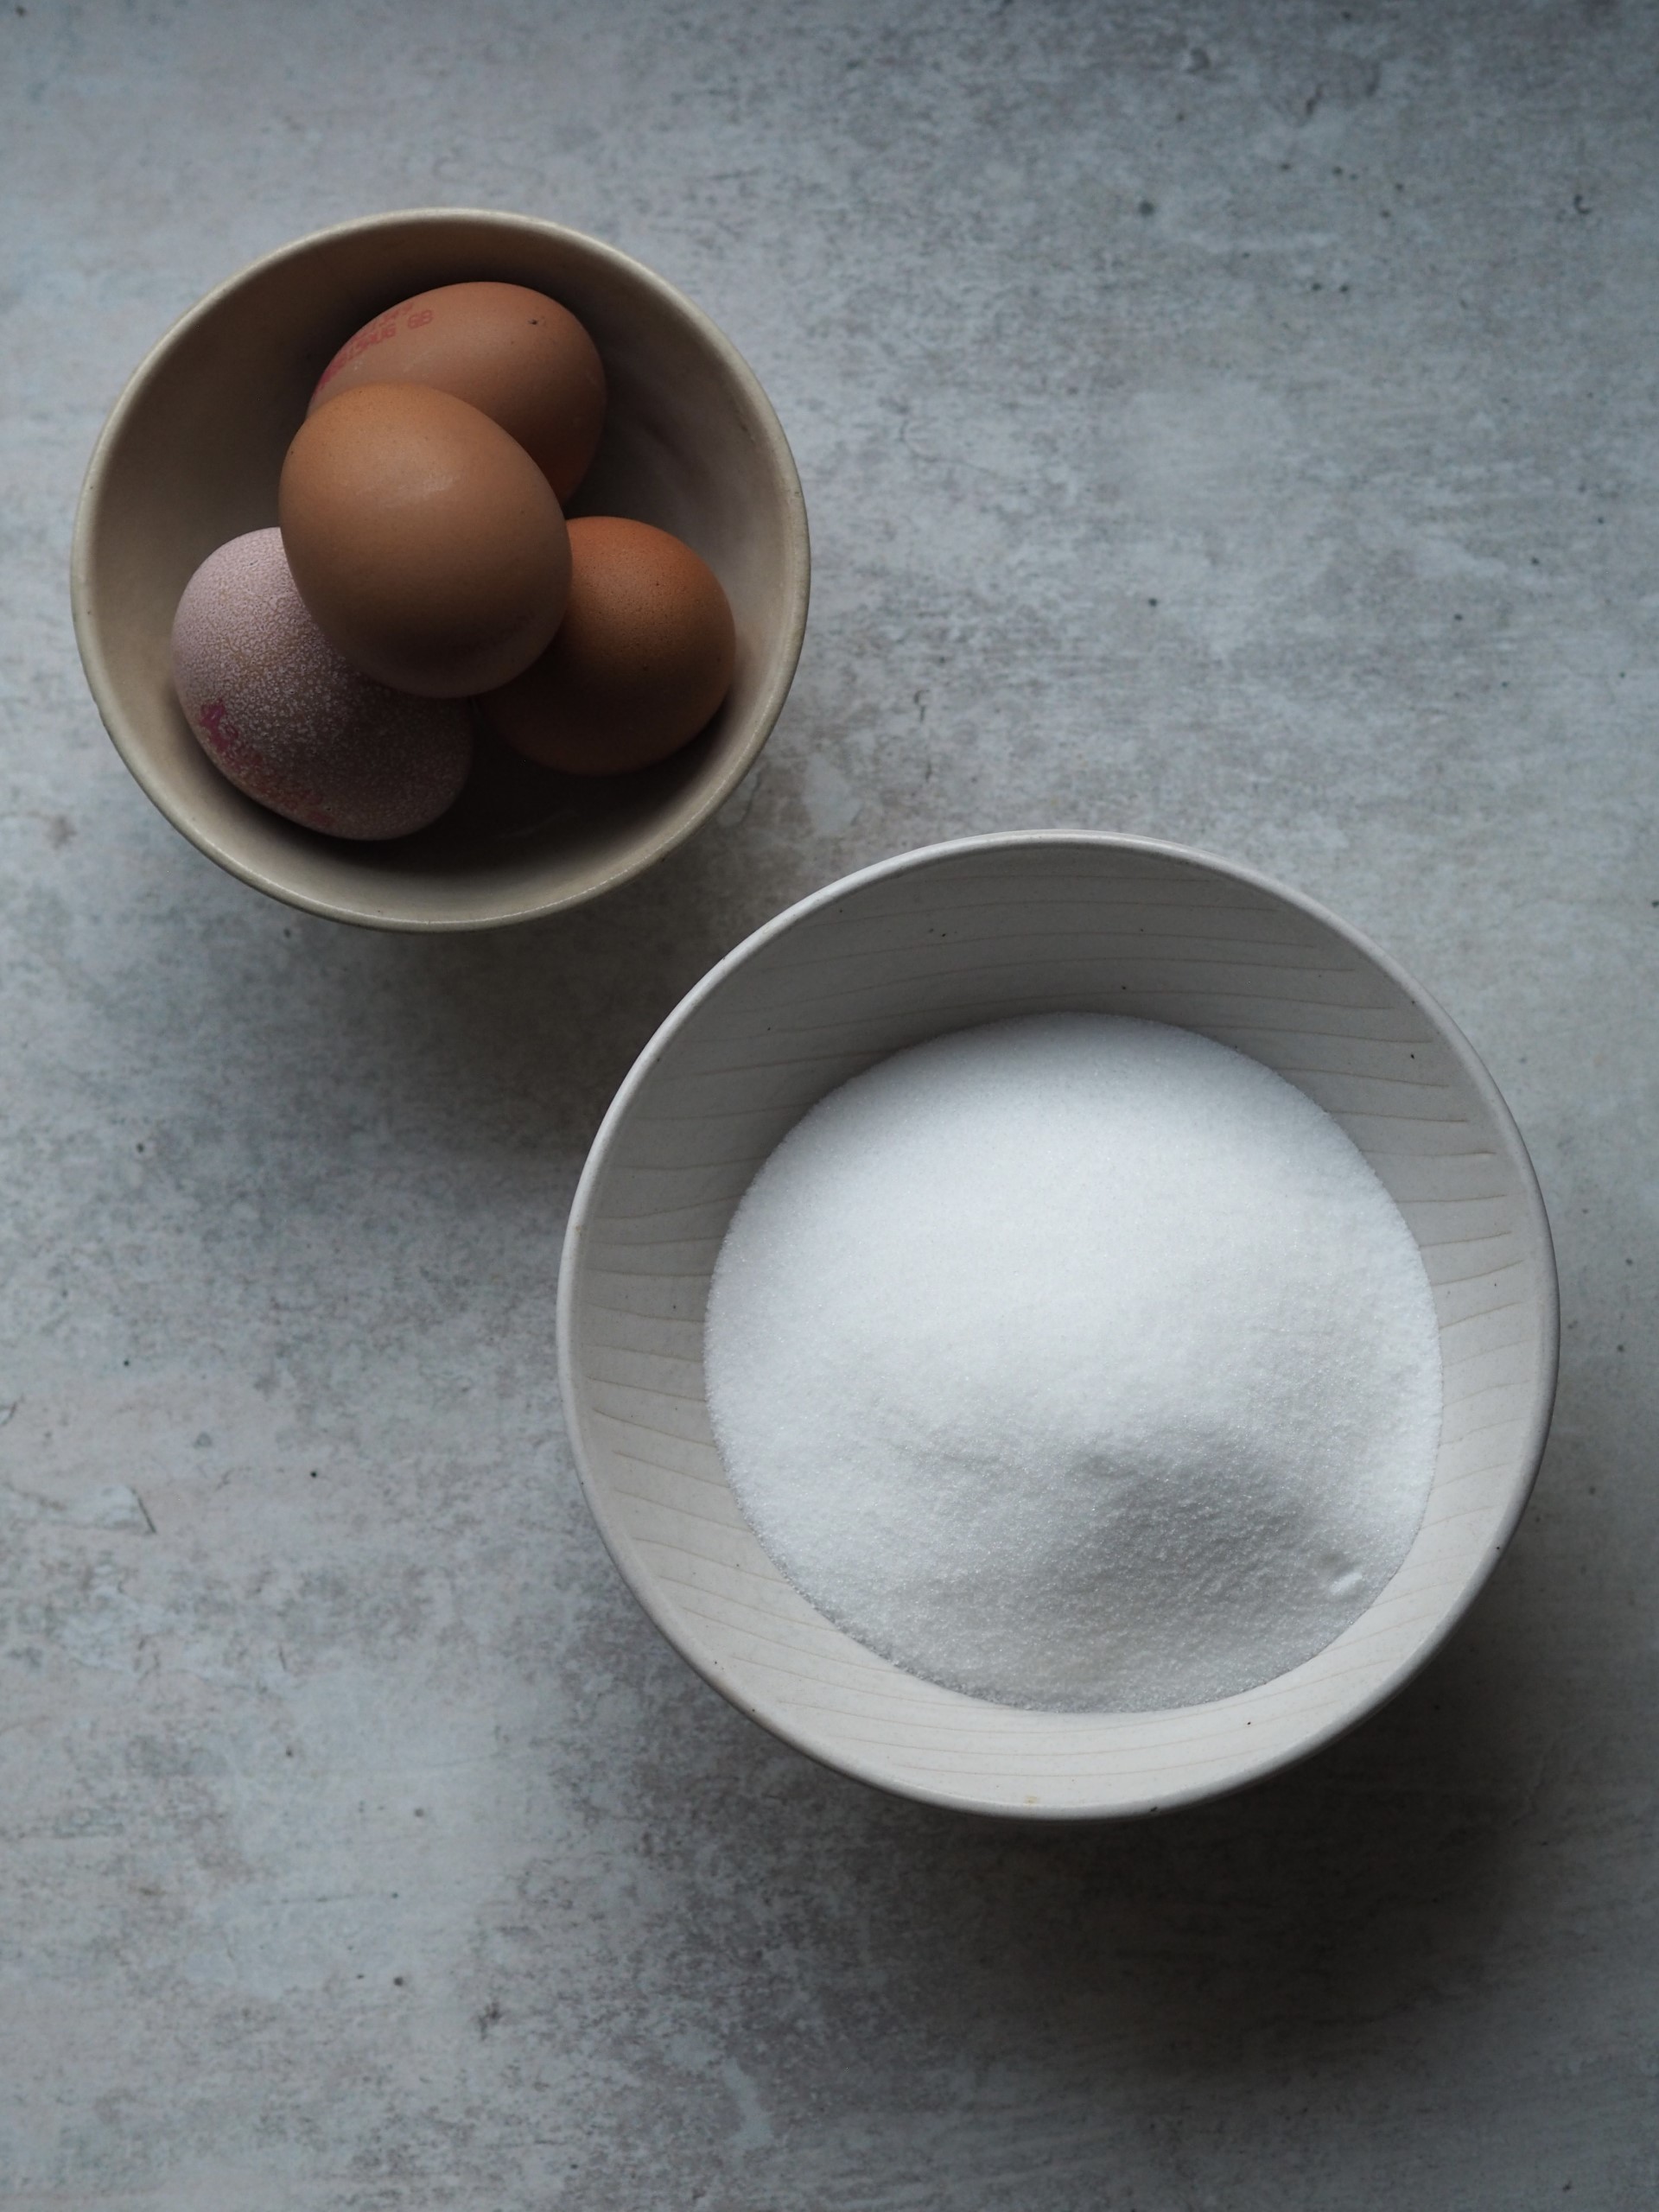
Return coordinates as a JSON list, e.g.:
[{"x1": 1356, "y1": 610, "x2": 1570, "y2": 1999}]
[
  {"x1": 559, "y1": 833, "x2": 1558, "y2": 1818},
  {"x1": 72, "y1": 209, "x2": 809, "y2": 930}
]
